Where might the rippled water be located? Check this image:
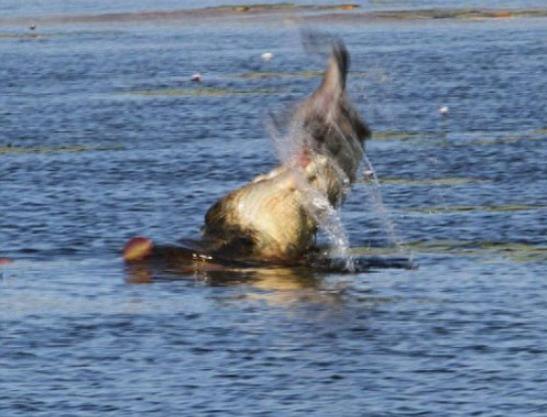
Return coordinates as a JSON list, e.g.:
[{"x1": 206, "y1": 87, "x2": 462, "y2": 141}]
[{"x1": 1, "y1": 3, "x2": 547, "y2": 416}]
